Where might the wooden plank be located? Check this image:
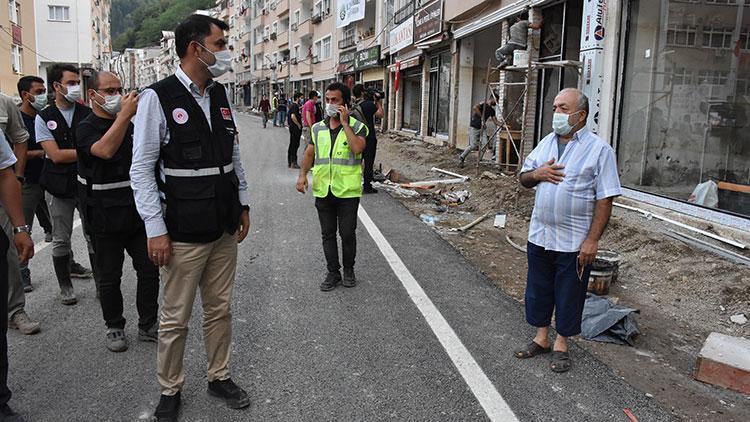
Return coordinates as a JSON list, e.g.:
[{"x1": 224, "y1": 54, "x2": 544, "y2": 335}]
[{"x1": 718, "y1": 181, "x2": 750, "y2": 194}]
